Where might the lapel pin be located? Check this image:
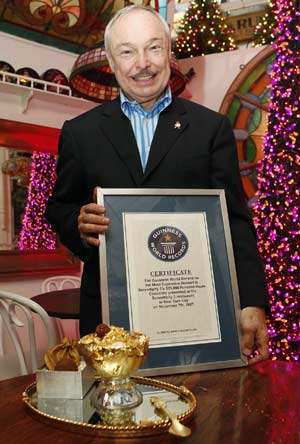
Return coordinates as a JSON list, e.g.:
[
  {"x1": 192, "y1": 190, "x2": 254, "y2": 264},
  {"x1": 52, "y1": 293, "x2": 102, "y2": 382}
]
[{"x1": 174, "y1": 121, "x2": 181, "y2": 130}]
